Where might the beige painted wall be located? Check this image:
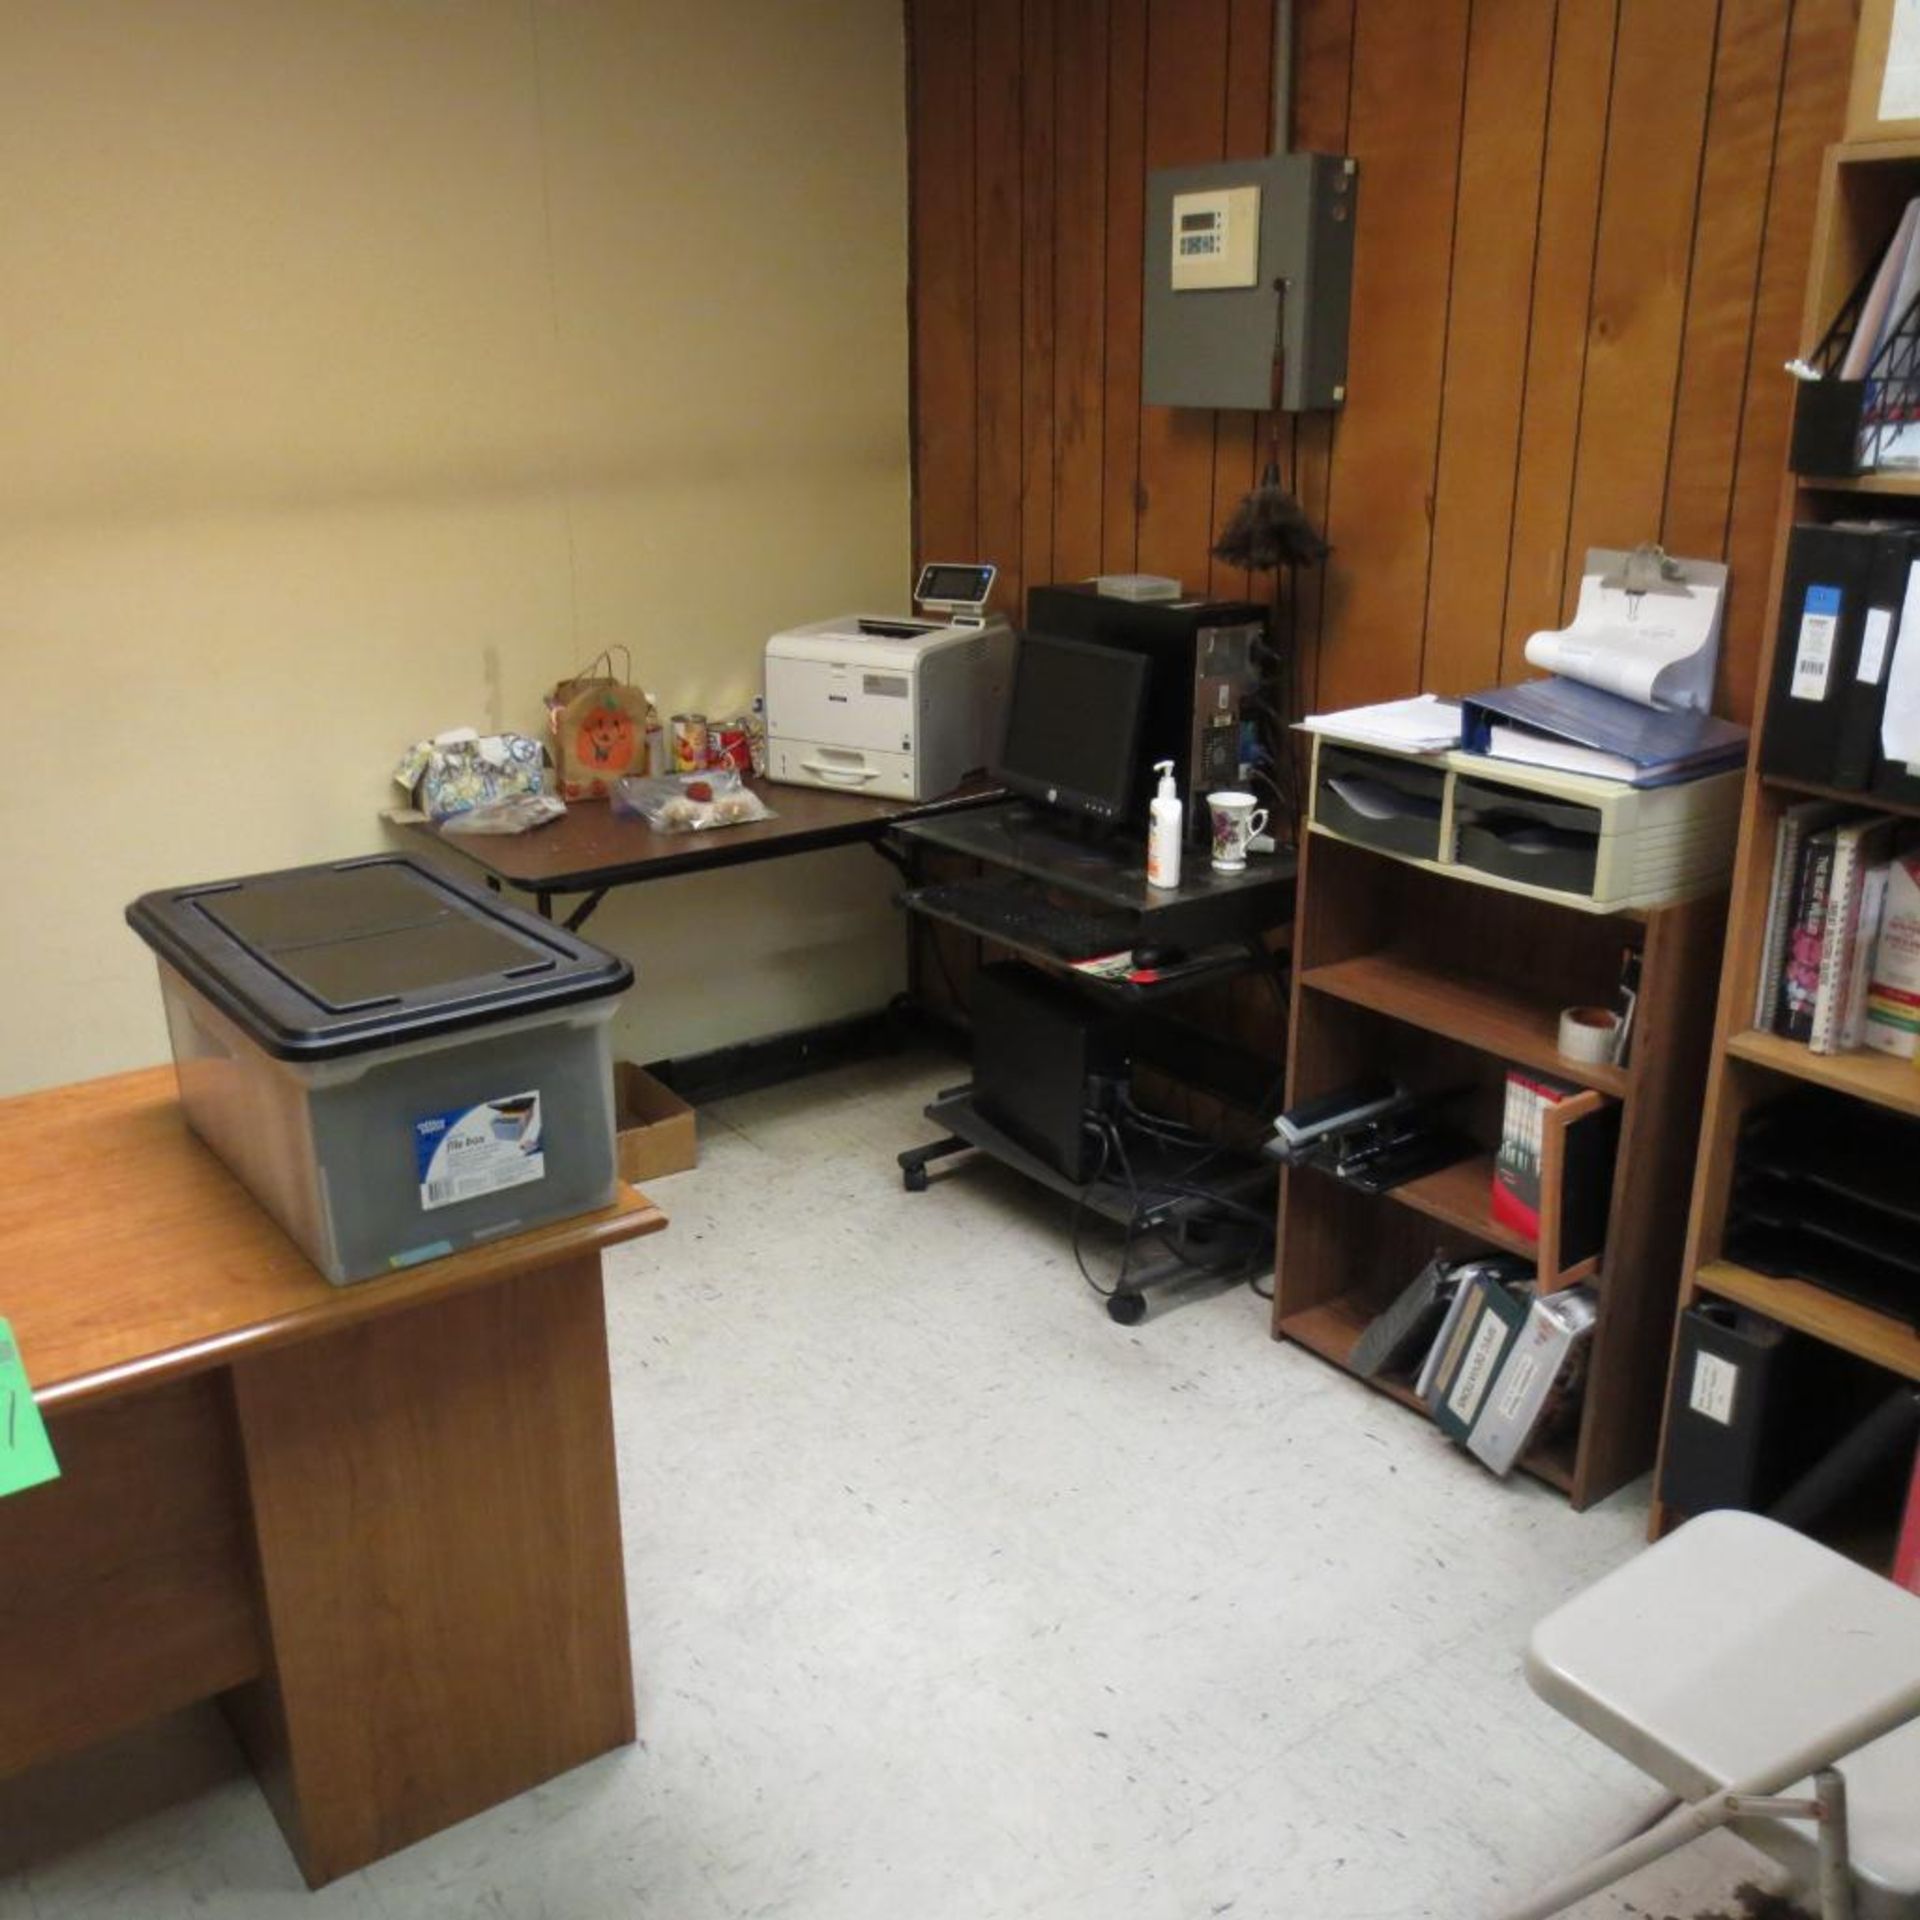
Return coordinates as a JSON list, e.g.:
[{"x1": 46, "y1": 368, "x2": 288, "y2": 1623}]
[{"x1": 0, "y1": 0, "x2": 910, "y2": 1096}]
